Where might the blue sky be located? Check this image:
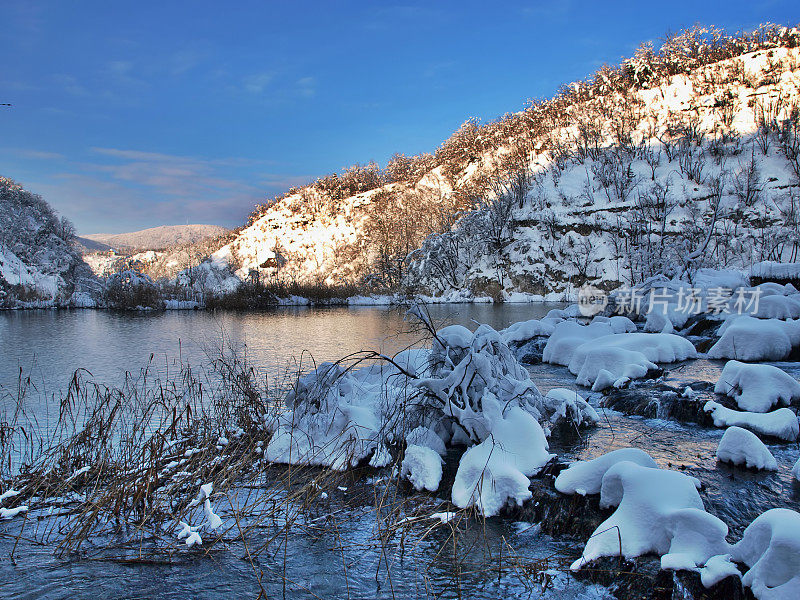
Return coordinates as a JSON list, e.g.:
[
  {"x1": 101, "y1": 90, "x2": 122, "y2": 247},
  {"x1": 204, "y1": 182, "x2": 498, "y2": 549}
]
[{"x1": 1, "y1": 1, "x2": 797, "y2": 234}]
